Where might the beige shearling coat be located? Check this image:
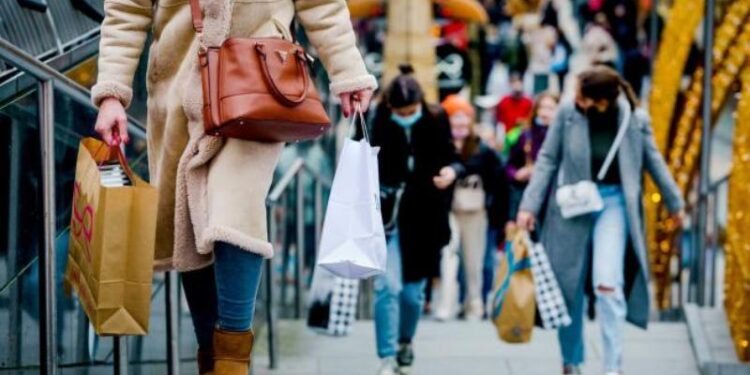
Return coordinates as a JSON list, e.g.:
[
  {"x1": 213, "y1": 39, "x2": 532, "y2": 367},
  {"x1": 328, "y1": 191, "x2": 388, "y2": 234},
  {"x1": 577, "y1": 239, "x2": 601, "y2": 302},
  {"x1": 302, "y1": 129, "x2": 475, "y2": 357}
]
[{"x1": 92, "y1": 0, "x2": 377, "y2": 271}]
